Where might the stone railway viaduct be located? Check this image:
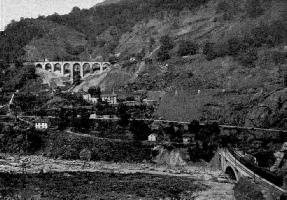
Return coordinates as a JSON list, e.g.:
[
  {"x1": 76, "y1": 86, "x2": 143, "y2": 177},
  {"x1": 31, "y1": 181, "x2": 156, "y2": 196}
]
[{"x1": 28, "y1": 61, "x2": 111, "y2": 79}]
